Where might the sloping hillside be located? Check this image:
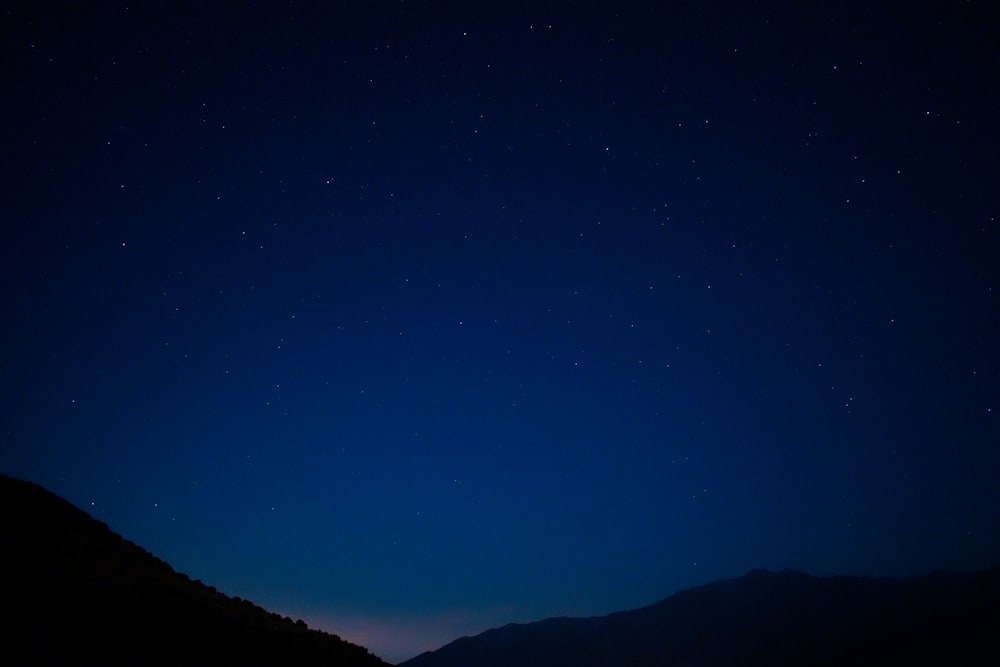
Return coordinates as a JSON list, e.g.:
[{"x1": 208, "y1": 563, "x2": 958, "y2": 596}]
[{"x1": 0, "y1": 474, "x2": 388, "y2": 666}]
